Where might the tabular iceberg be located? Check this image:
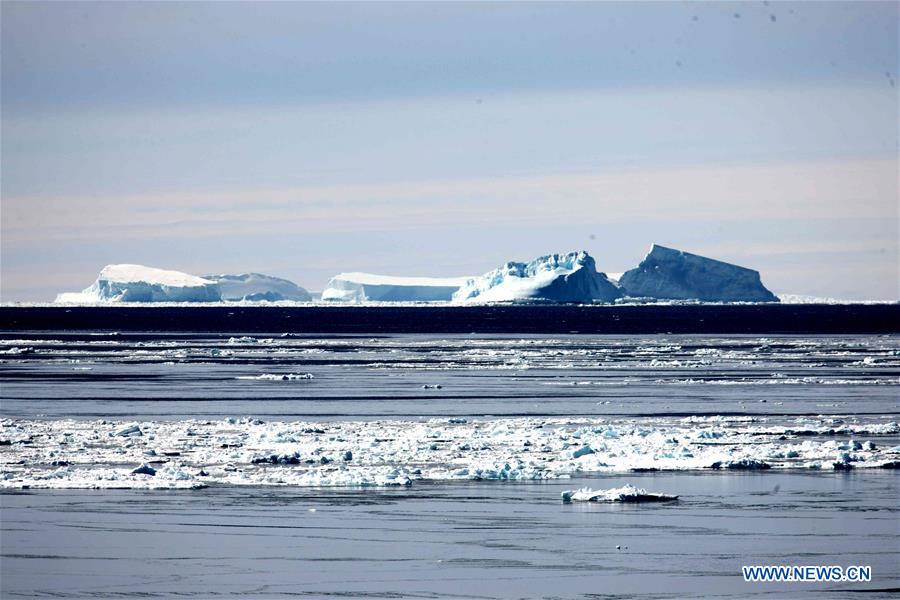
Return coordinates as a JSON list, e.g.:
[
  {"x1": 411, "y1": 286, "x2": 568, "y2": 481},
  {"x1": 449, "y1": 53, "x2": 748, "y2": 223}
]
[
  {"x1": 204, "y1": 273, "x2": 312, "y2": 302},
  {"x1": 618, "y1": 245, "x2": 779, "y2": 302},
  {"x1": 453, "y1": 251, "x2": 622, "y2": 303},
  {"x1": 322, "y1": 273, "x2": 471, "y2": 302},
  {"x1": 56, "y1": 264, "x2": 221, "y2": 303}
]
